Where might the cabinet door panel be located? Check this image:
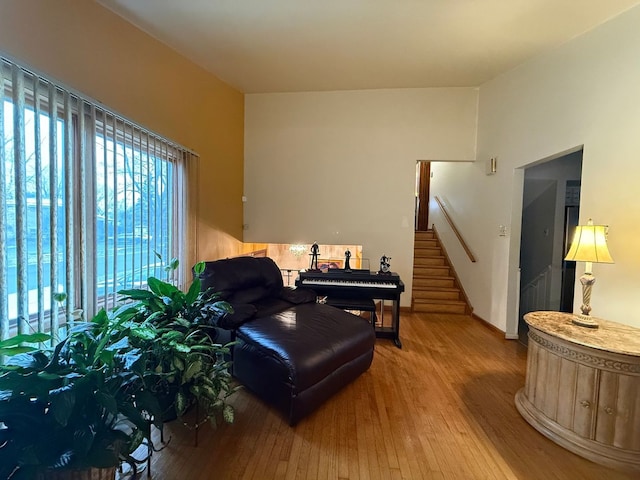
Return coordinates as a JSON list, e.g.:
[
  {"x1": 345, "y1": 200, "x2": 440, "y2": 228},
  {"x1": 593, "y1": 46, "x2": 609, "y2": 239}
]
[
  {"x1": 532, "y1": 343, "x2": 548, "y2": 410},
  {"x1": 556, "y1": 359, "x2": 578, "y2": 429},
  {"x1": 525, "y1": 341, "x2": 539, "y2": 400},
  {"x1": 595, "y1": 370, "x2": 618, "y2": 445},
  {"x1": 573, "y1": 364, "x2": 597, "y2": 438},
  {"x1": 541, "y1": 352, "x2": 561, "y2": 420},
  {"x1": 612, "y1": 373, "x2": 640, "y2": 450}
]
